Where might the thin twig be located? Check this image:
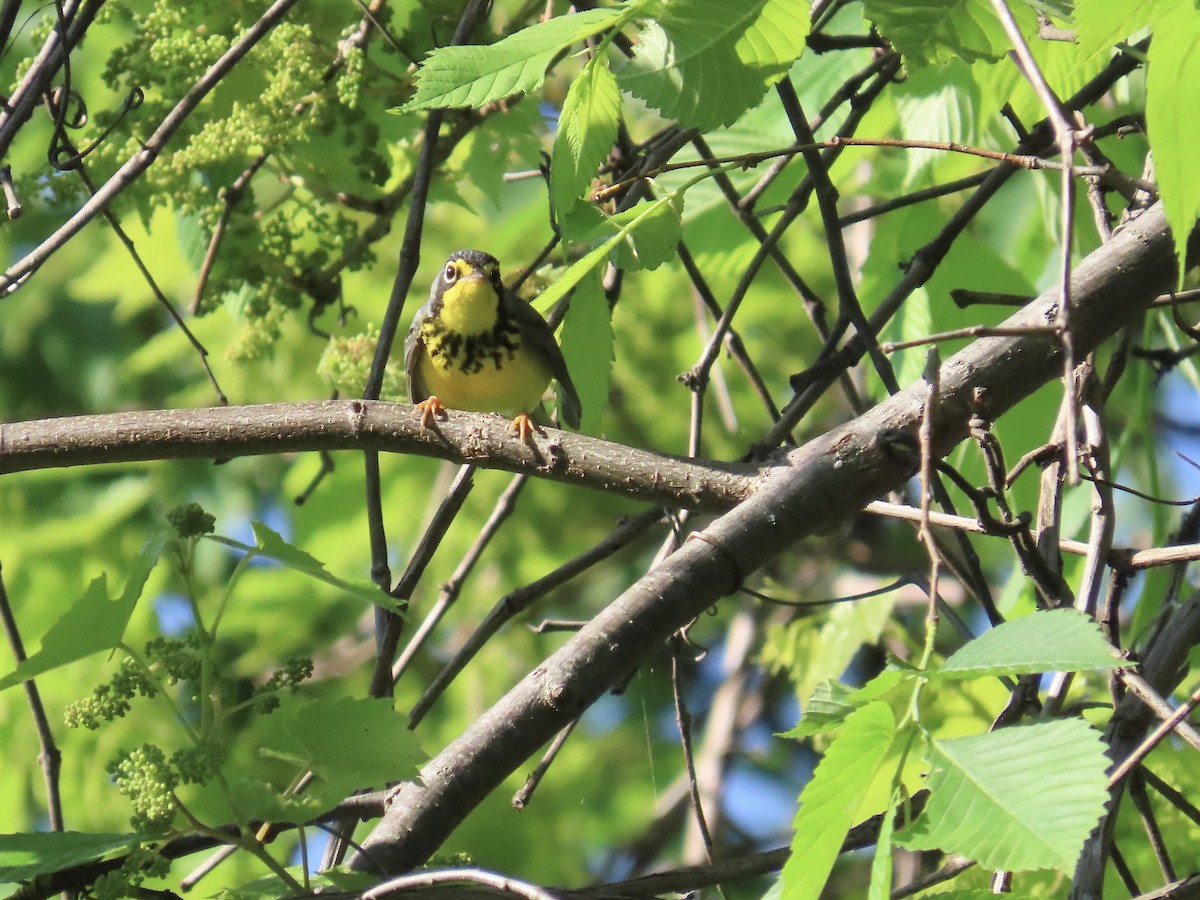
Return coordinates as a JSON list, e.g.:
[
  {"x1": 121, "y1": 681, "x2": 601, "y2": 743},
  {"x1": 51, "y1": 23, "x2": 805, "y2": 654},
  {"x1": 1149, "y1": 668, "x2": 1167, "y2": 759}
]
[
  {"x1": 408, "y1": 508, "x2": 665, "y2": 726},
  {"x1": 1107, "y1": 679, "x2": 1200, "y2": 789},
  {"x1": 1117, "y1": 670, "x2": 1200, "y2": 754},
  {"x1": 391, "y1": 473, "x2": 529, "y2": 682},
  {"x1": 360, "y1": 0, "x2": 491, "y2": 602},
  {"x1": 989, "y1": 0, "x2": 1082, "y2": 483},
  {"x1": 671, "y1": 638, "x2": 716, "y2": 864},
  {"x1": 0, "y1": 565, "x2": 64, "y2": 831},
  {"x1": 511, "y1": 719, "x2": 578, "y2": 810},
  {"x1": 63, "y1": 156, "x2": 228, "y2": 404},
  {"x1": 1128, "y1": 772, "x2": 1177, "y2": 883},
  {"x1": 369, "y1": 465, "x2": 475, "y2": 698}
]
